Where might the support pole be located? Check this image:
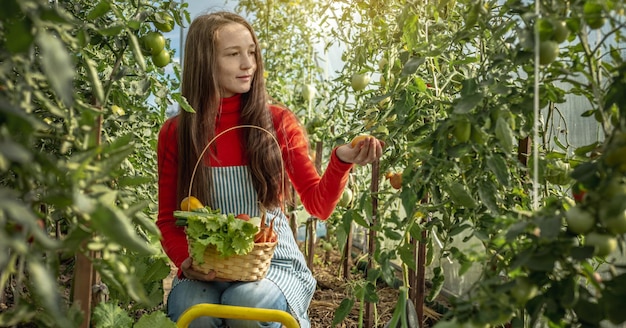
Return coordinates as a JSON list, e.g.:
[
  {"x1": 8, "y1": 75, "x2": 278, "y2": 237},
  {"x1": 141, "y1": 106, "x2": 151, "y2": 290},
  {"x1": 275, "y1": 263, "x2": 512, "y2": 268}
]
[{"x1": 365, "y1": 159, "x2": 380, "y2": 328}]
